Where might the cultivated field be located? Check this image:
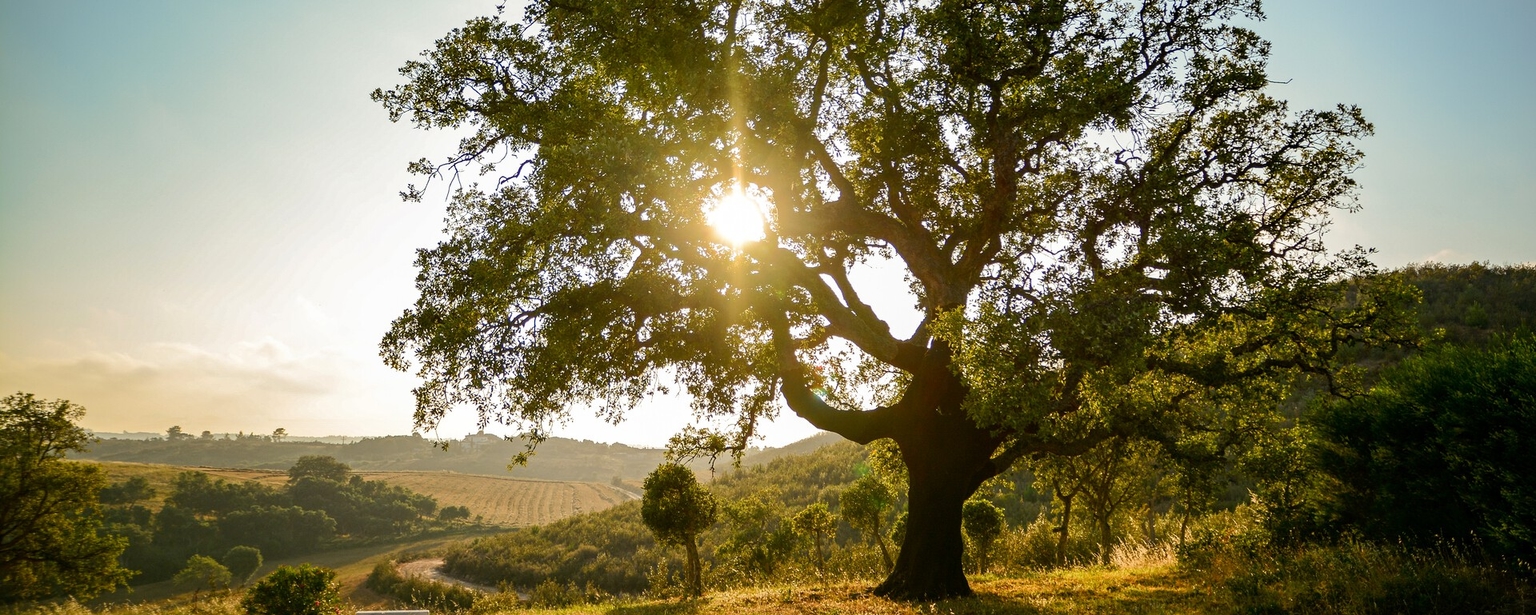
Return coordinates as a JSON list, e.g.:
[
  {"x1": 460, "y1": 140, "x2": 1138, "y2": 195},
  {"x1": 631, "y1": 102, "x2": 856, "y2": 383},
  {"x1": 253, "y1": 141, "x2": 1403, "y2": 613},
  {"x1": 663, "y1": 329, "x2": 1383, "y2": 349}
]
[{"x1": 91, "y1": 461, "x2": 633, "y2": 526}]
